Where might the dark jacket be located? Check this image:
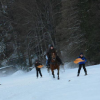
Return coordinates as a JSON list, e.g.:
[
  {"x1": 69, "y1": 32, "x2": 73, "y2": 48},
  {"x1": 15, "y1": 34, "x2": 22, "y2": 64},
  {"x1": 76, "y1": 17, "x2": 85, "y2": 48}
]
[
  {"x1": 35, "y1": 62, "x2": 42, "y2": 69},
  {"x1": 46, "y1": 48, "x2": 57, "y2": 58},
  {"x1": 78, "y1": 56, "x2": 87, "y2": 64}
]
